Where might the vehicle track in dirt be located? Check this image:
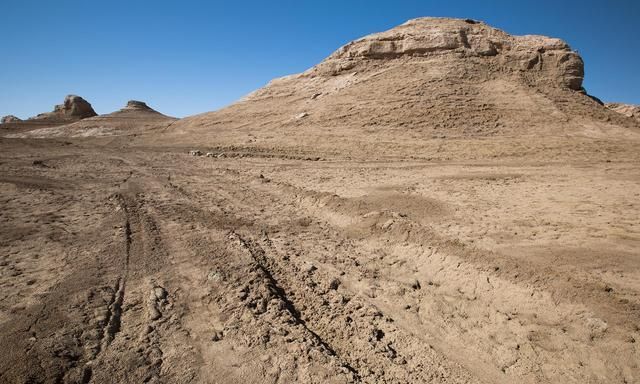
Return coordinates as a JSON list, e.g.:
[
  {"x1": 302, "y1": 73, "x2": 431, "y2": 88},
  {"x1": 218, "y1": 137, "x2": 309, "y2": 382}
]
[{"x1": 1, "y1": 140, "x2": 639, "y2": 383}]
